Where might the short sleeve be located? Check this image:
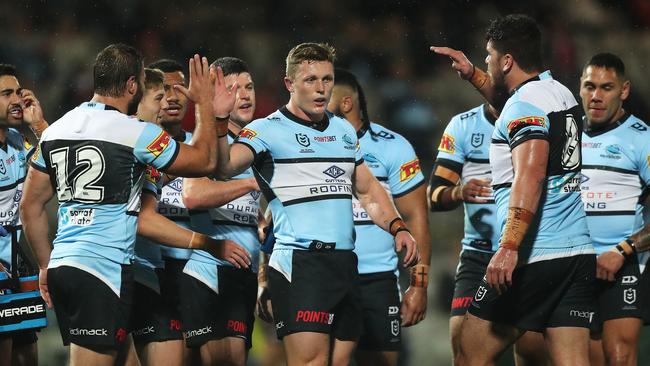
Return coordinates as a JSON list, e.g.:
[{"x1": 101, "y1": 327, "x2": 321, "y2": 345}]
[
  {"x1": 436, "y1": 116, "x2": 465, "y2": 165},
  {"x1": 133, "y1": 123, "x2": 180, "y2": 171},
  {"x1": 142, "y1": 166, "x2": 163, "y2": 198},
  {"x1": 388, "y1": 137, "x2": 425, "y2": 197},
  {"x1": 233, "y1": 119, "x2": 270, "y2": 157},
  {"x1": 29, "y1": 140, "x2": 47, "y2": 173},
  {"x1": 500, "y1": 101, "x2": 549, "y2": 150}
]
